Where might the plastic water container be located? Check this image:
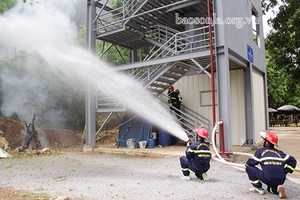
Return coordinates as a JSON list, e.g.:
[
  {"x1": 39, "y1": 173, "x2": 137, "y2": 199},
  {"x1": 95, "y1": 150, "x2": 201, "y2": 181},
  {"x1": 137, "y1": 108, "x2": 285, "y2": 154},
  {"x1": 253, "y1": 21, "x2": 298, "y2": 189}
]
[
  {"x1": 147, "y1": 138, "x2": 155, "y2": 148},
  {"x1": 151, "y1": 132, "x2": 157, "y2": 140},
  {"x1": 126, "y1": 138, "x2": 135, "y2": 149},
  {"x1": 138, "y1": 141, "x2": 147, "y2": 149},
  {"x1": 151, "y1": 132, "x2": 157, "y2": 146},
  {"x1": 158, "y1": 130, "x2": 174, "y2": 146}
]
